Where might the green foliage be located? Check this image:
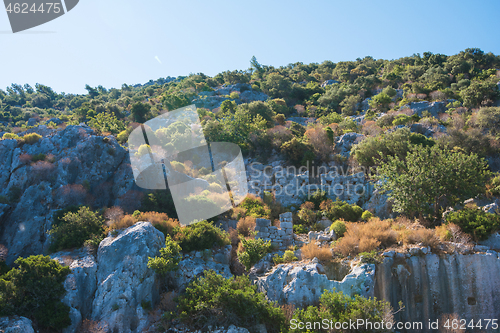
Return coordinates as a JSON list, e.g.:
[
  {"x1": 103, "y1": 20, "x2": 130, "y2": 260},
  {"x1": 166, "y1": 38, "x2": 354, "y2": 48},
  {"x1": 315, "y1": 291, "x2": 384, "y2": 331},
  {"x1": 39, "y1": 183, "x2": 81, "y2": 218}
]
[
  {"x1": 22, "y1": 132, "x2": 42, "y2": 144},
  {"x1": 321, "y1": 198, "x2": 363, "y2": 222},
  {"x1": 318, "y1": 112, "x2": 343, "y2": 125},
  {"x1": 239, "y1": 195, "x2": 271, "y2": 218},
  {"x1": 291, "y1": 289, "x2": 393, "y2": 333},
  {"x1": 280, "y1": 137, "x2": 313, "y2": 166},
  {"x1": 376, "y1": 144, "x2": 490, "y2": 219},
  {"x1": 88, "y1": 111, "x2": 125, "y2": 134},
  {"x1": 307, "y1": 190, "x2": 328, "y2": 210},
  {"x1": 31, "y1": 153, "x2": 46, "y2": 162},
  {"x1": 175, "y1": 220, "x2": 229, "y2": 252},
  {"x1": 148, "y1": 235, "x2": 182, "y2": 274},
  {"x1": 392, "y1": 114, "x2": 411, "y2": 126},
  {"x1": 359, "y1": 250, "x2": 382, "y2": 264},
  {"x1": 141, "y1": 190, "x2": 177, "y2": 219},
  {"x1": 0, "y1": 255, "x2": 71, "y2": 330},
  {"x1": 446, "y1": 207, "x2": 500, "y2": 241},
  {"x1": 298, "y1": 202, "x2": 317, "y2": 226},
  {"x1": 273, "y1": 250, "x2": 298, "y2": 264},
  {"x1": 2, "y1": 132, "x2": 21, "y2": 140},
  {"x1": 176, "y1": 270, "x2": 286, "y2": 332},
  {"x1": 369, "y1": 93, "x2": 392, "y2": 111},
  {"x1": 352, "y1": 127, "x2": 435, "y2": 168},
  {"x1": 330, "y1": 220, "x2": 347, "y2": 238},
  {"x1": 487, "y1": 173, "x2": 500, "y2": 196},
  {"x1": 48, "y1": 206, "x2": 105, "y2": 252},
  {"x1": 237, "y1": 235, "x2": 271, "y2": 270},
  {"x1": 293, "y1": 224, "x2": 308, "y2": 234},
  {"x1": 460, "y1": 80, "x2": 499, "y2": 108},
  {"x1": 131, "y1": 102, "x2": 151, "y2": 123},
  {"x1": 361, "y1": 210, "x2": 373, "y2": 221},
  {"x1": 136, "y1": 144, "x2": 151, "y2": 156}
]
